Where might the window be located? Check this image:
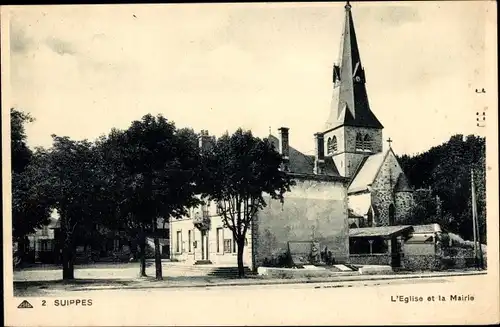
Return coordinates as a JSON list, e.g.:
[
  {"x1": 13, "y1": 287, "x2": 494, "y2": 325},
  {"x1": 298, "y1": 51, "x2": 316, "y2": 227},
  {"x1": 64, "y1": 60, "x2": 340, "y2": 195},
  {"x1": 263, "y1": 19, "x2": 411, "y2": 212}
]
[
  {"x1": 113, "y1": 239, "x2": 120, "y2": 251},
  {"x1": 216, "y1": 201, "x2": 224, "y2": 215},
  {"x1": 224, "y1": 239, "x2": 232, "y2": 253},
  {"x1": 333, "y1": 64, "x2": 341, "y2": 84},
  {"x1": 367, "y1": 209, "x2": 374, "y2": 227},
  {"x1": 355, "y1": 133, "x2": 363, "y2": 151},
  {"x1": 327, "y1": 137, "x2": 333, "y2": 154},
  {"x1": 216, "y1": 228, "x2": 223, "y2": 253},
  {"x1": 388, "y1": 204, "x2": 396, "y2": 225},
  {"x1": 39, "y1": 240, "x2": 50, "y2": 252},
  {"x1": 41, "y1": 225, "x2": 49, "y2": 236},
  {"x1": 202, "y1": 203, "x2": 209, "y2": 218},
  {"x1": 332, "y1": 136, "x2": 338, "y2": 152},
  {"x1": 188, "y1": 230, "x2": 192, "y2": 252},
  {"x1": 233, "y1": 238, "x2": 237, "y2": 253},
  {"x1": 363, "y1": 134, "x2": 372, "y2": 152},
  {"x1": 176, "y1": 231, "x2": 182, "y2": 253}
]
